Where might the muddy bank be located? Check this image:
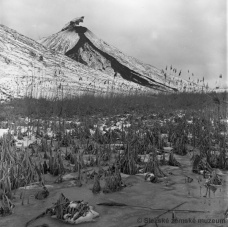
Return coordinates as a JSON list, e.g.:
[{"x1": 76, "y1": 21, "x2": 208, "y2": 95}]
[{"x1": 0, "y1": 154, "x2": 227, "y2": 227}]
